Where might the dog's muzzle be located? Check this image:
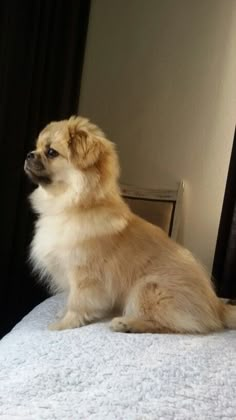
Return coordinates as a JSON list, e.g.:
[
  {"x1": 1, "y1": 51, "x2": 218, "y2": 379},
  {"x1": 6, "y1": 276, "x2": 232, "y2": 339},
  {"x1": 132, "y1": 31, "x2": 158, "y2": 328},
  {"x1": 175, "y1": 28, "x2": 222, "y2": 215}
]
[{"x1": 24, "y1": 151, "x2": 51, "y2": 185}]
